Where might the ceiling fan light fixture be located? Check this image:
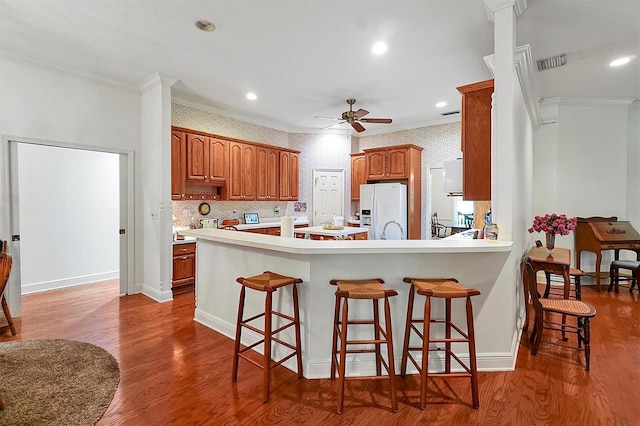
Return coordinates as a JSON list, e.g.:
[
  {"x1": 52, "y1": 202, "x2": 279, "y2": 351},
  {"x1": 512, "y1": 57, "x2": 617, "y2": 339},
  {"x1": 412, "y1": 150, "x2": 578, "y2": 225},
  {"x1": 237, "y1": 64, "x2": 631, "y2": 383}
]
[
  {"x1": 195, "y1": 20, "x2": 216, "y2": 32},
  {"x1": 371, "y1": 41, "x2": 388, "y2": 55}
]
